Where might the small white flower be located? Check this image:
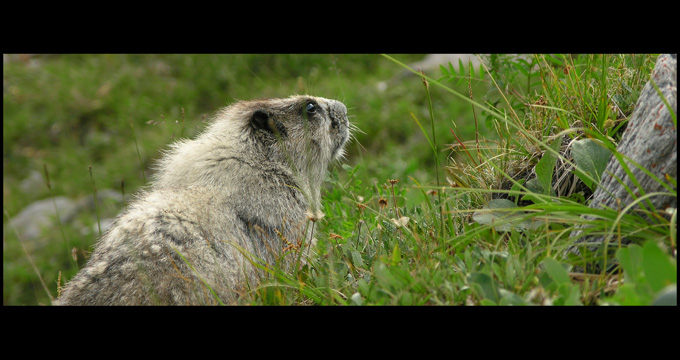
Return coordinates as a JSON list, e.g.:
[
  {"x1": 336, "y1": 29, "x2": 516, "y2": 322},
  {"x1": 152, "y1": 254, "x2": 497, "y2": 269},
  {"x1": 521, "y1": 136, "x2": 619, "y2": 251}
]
[{"x1": 390, "y1": 216, "x2": 410, "y2": 228}]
